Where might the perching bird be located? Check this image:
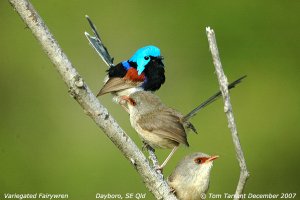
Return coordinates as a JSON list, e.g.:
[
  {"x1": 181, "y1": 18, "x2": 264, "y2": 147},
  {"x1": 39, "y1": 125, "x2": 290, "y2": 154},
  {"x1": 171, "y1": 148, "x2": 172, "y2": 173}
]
[
  {"x1": 84, "y1": 16, "x2": 165, "y2": 105},
  {"x1": 168, "y1": 152, "x2": 218, "y2": 200},
  {"x1": 120, "y1": 76, "x2": 246, "y2": 169}
]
